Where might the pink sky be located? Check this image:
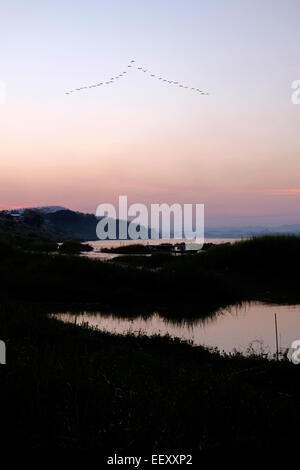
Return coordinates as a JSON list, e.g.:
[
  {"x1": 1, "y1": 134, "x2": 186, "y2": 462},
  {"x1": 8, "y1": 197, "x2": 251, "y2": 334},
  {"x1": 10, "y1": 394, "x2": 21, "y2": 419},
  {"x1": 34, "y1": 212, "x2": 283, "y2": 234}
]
[{"x1": 1, "y1": 0, "x2": 300, "y2": 226}]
